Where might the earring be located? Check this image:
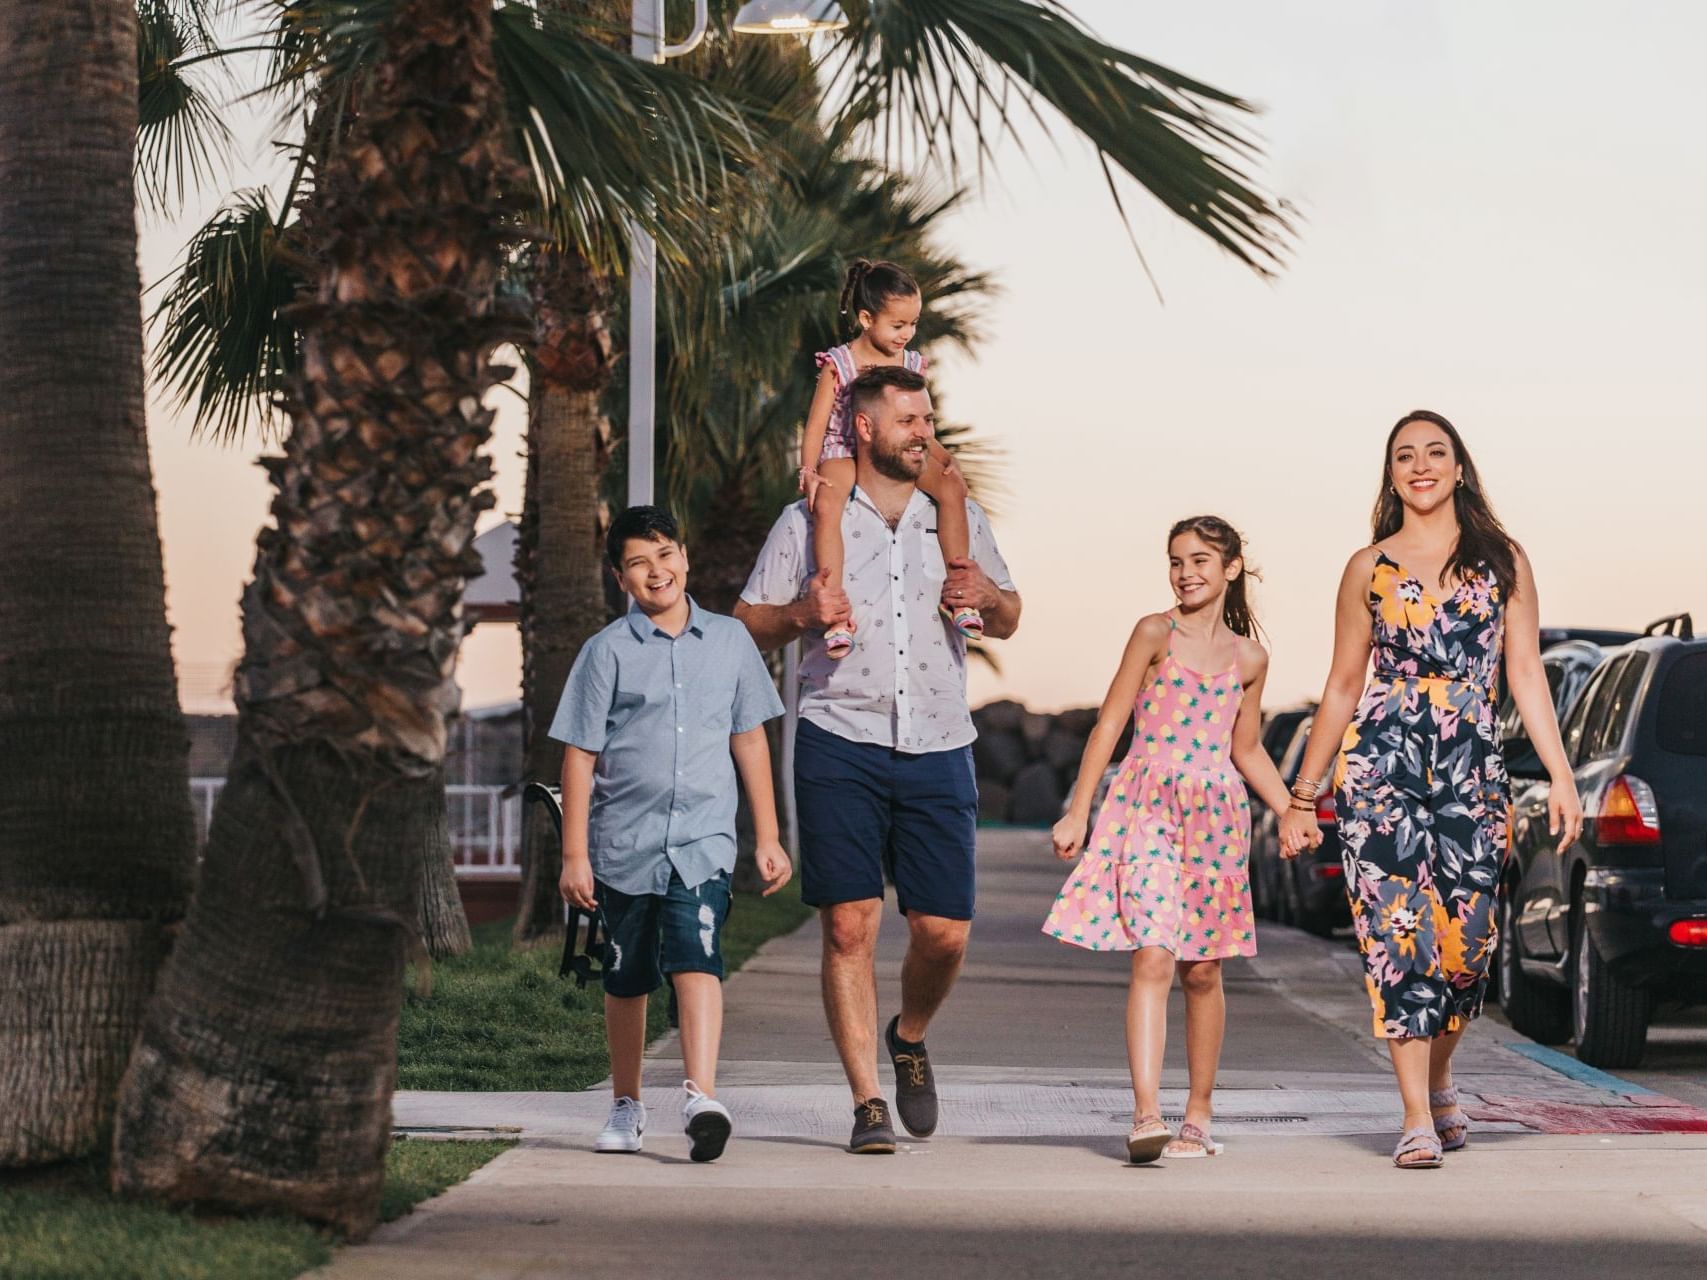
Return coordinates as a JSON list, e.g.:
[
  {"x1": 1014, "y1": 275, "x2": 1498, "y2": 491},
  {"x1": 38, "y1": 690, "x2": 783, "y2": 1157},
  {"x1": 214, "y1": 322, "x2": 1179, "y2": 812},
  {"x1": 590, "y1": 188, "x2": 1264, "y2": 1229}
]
[{"x1": 1456, "y1": 477, "x2": 1465, "y2": 488}]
